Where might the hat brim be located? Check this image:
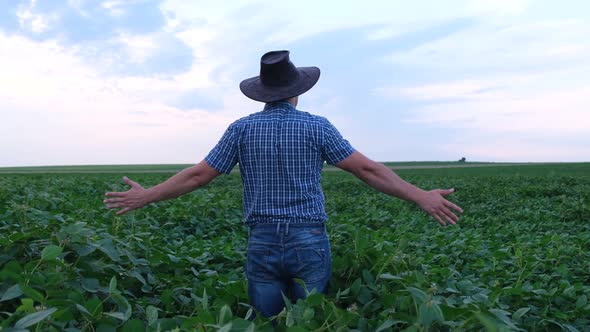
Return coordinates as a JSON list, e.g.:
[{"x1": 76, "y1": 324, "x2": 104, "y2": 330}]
[{"x1": 239, "y1": 66, "x2": 320, "y2": 103}]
